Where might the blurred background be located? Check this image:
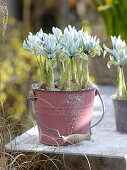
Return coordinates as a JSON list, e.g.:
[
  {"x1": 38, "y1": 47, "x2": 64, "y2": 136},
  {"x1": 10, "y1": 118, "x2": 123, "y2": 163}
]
[{"x1": 1, "y1": 0, "x2": 127, "y2": 134}]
